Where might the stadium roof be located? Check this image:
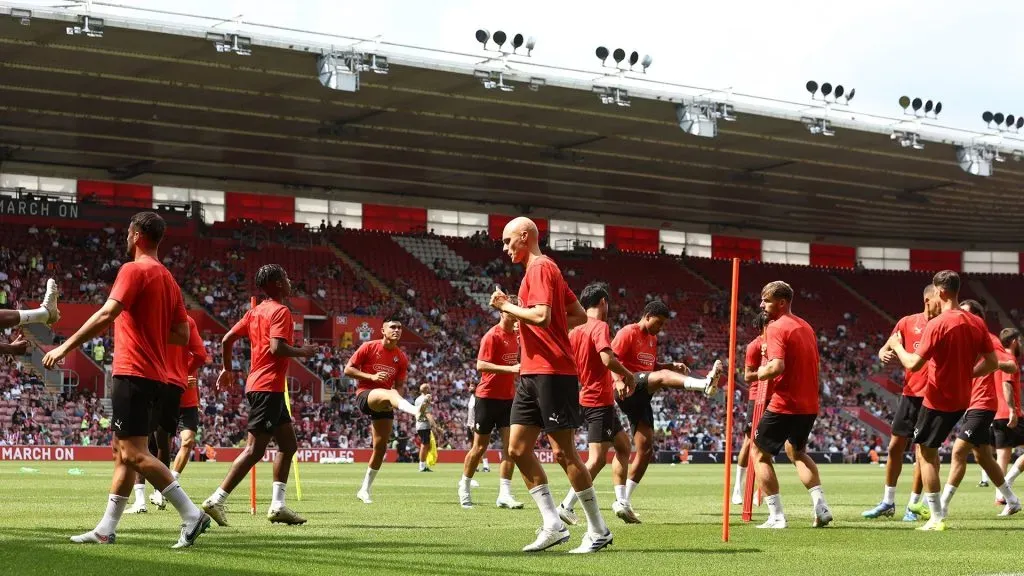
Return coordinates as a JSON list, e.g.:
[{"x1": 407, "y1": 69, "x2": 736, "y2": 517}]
[{"x1": 1, "y1": 3, "x2": 1023, "y2": 250}]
